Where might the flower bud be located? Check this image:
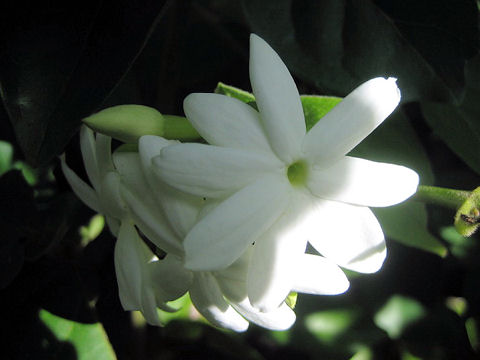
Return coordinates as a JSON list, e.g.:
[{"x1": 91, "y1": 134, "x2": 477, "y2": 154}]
[{"x1": 84, "y1": 105, "x2": 199, "y2": 143}]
